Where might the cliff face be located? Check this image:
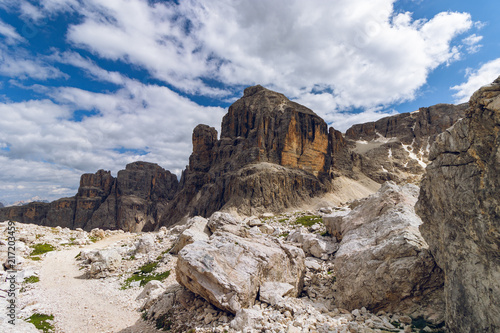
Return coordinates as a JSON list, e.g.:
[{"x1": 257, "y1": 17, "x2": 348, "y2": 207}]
[
  {"x1": 416, "y1": 78, "x2": 500, "y2": 332},
  {"x1": 0, "y1": 162, "x2": 178, "y2": 232},
  {"x1": 344, "y1": 103, "x2": 467, "y2": 183},
  {"x1": 160, "y1": 86, "x2": 350, "y2": 226}
]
